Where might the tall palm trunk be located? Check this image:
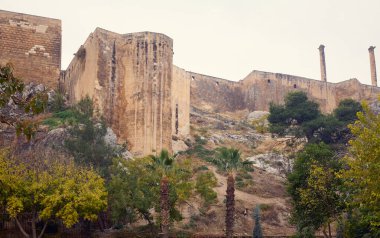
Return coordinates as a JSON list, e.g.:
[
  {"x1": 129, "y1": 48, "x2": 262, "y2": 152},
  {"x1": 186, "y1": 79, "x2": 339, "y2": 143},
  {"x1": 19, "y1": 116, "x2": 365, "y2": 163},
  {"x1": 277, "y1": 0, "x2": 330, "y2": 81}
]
[
  {"x1": 226, "y1": 173, "x2": 235, "y2": 238},
  {"x1": 160, "y1": 176, "x2": 170, "y2": 238}
]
